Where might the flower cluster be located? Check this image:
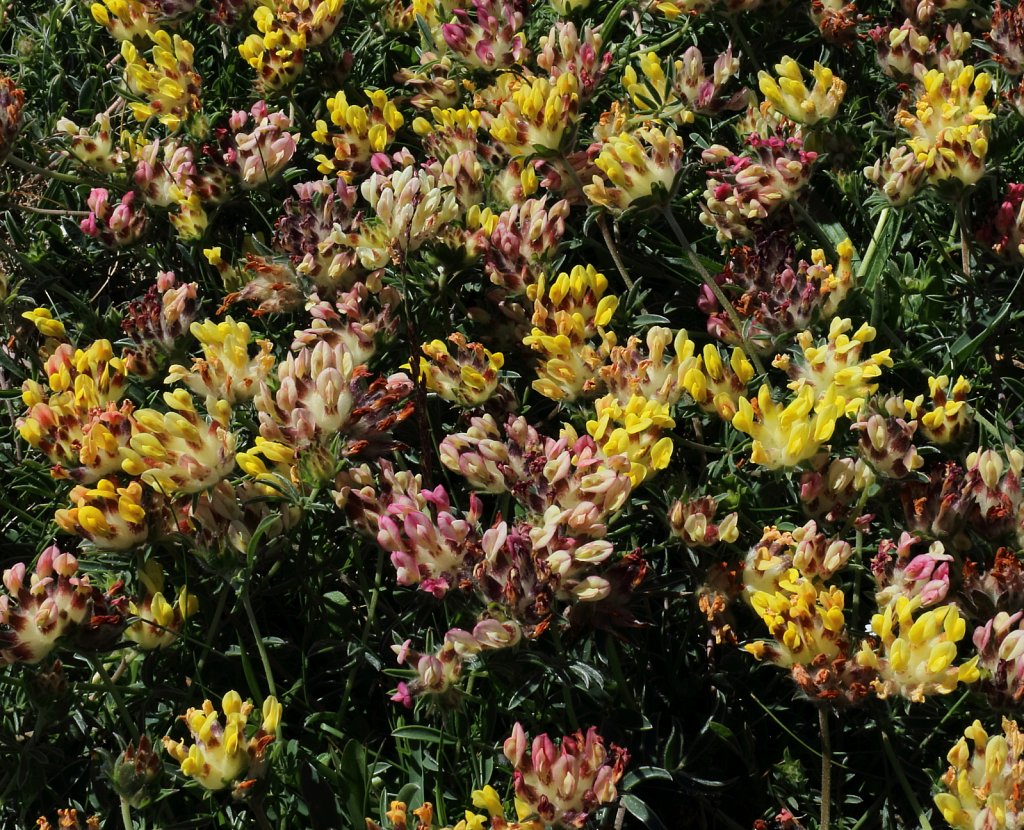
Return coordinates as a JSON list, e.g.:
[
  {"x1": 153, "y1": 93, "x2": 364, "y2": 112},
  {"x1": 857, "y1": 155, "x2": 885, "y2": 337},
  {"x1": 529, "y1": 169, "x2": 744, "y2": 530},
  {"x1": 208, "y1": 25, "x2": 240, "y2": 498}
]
[
  {"x1": 757, "y1": 57, "x2": 846, "y2": 125},
  {"x1": 700, "y1": 129, "x2": 819, "y2": 243},
  {"x1": 503, "y1": 722, "x2": 628, "y2": 828},
  {"x1": 868, "y1": 62, "x2": 994, "y2": 199},
  {"x1": 163, "y1": 691, "x2": 282, "y2": 793},
  {"x1": 523, "y1": 265, "x2": 618, "y2": 402},
  {"x1": 934, "y1": 718, "x2": 1024, "y2": 830},
  {"x1": 417, "y1": 334, "x2": 504, "y2": 407}
]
